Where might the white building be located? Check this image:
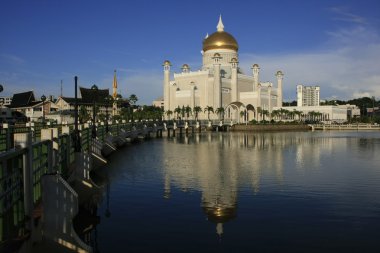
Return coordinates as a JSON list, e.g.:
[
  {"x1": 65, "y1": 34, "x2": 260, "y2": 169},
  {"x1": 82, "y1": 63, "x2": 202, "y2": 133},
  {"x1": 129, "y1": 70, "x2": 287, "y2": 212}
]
[
  {"x1": 273, "y1": 105, "x2": 347, "y2": 123},
  {"x1": 297, "y1": 85, "x2": 320, "y2": 106},
  {"x1": 0, "y1": 97, "x2": 12, "y2": 106},
  {"x1": 163, "y1": 16, "x2": 284, "y2": 121}
]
